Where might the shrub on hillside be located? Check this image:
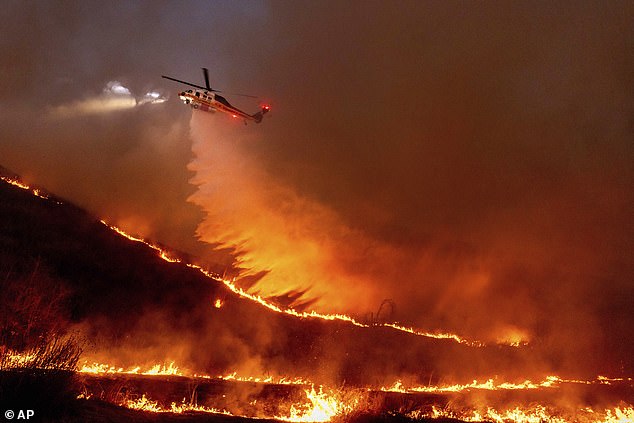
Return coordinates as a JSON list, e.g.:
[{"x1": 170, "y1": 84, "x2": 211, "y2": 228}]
[{"x1": 0, "y1": 260, "x2": 82, "y2": 419}]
